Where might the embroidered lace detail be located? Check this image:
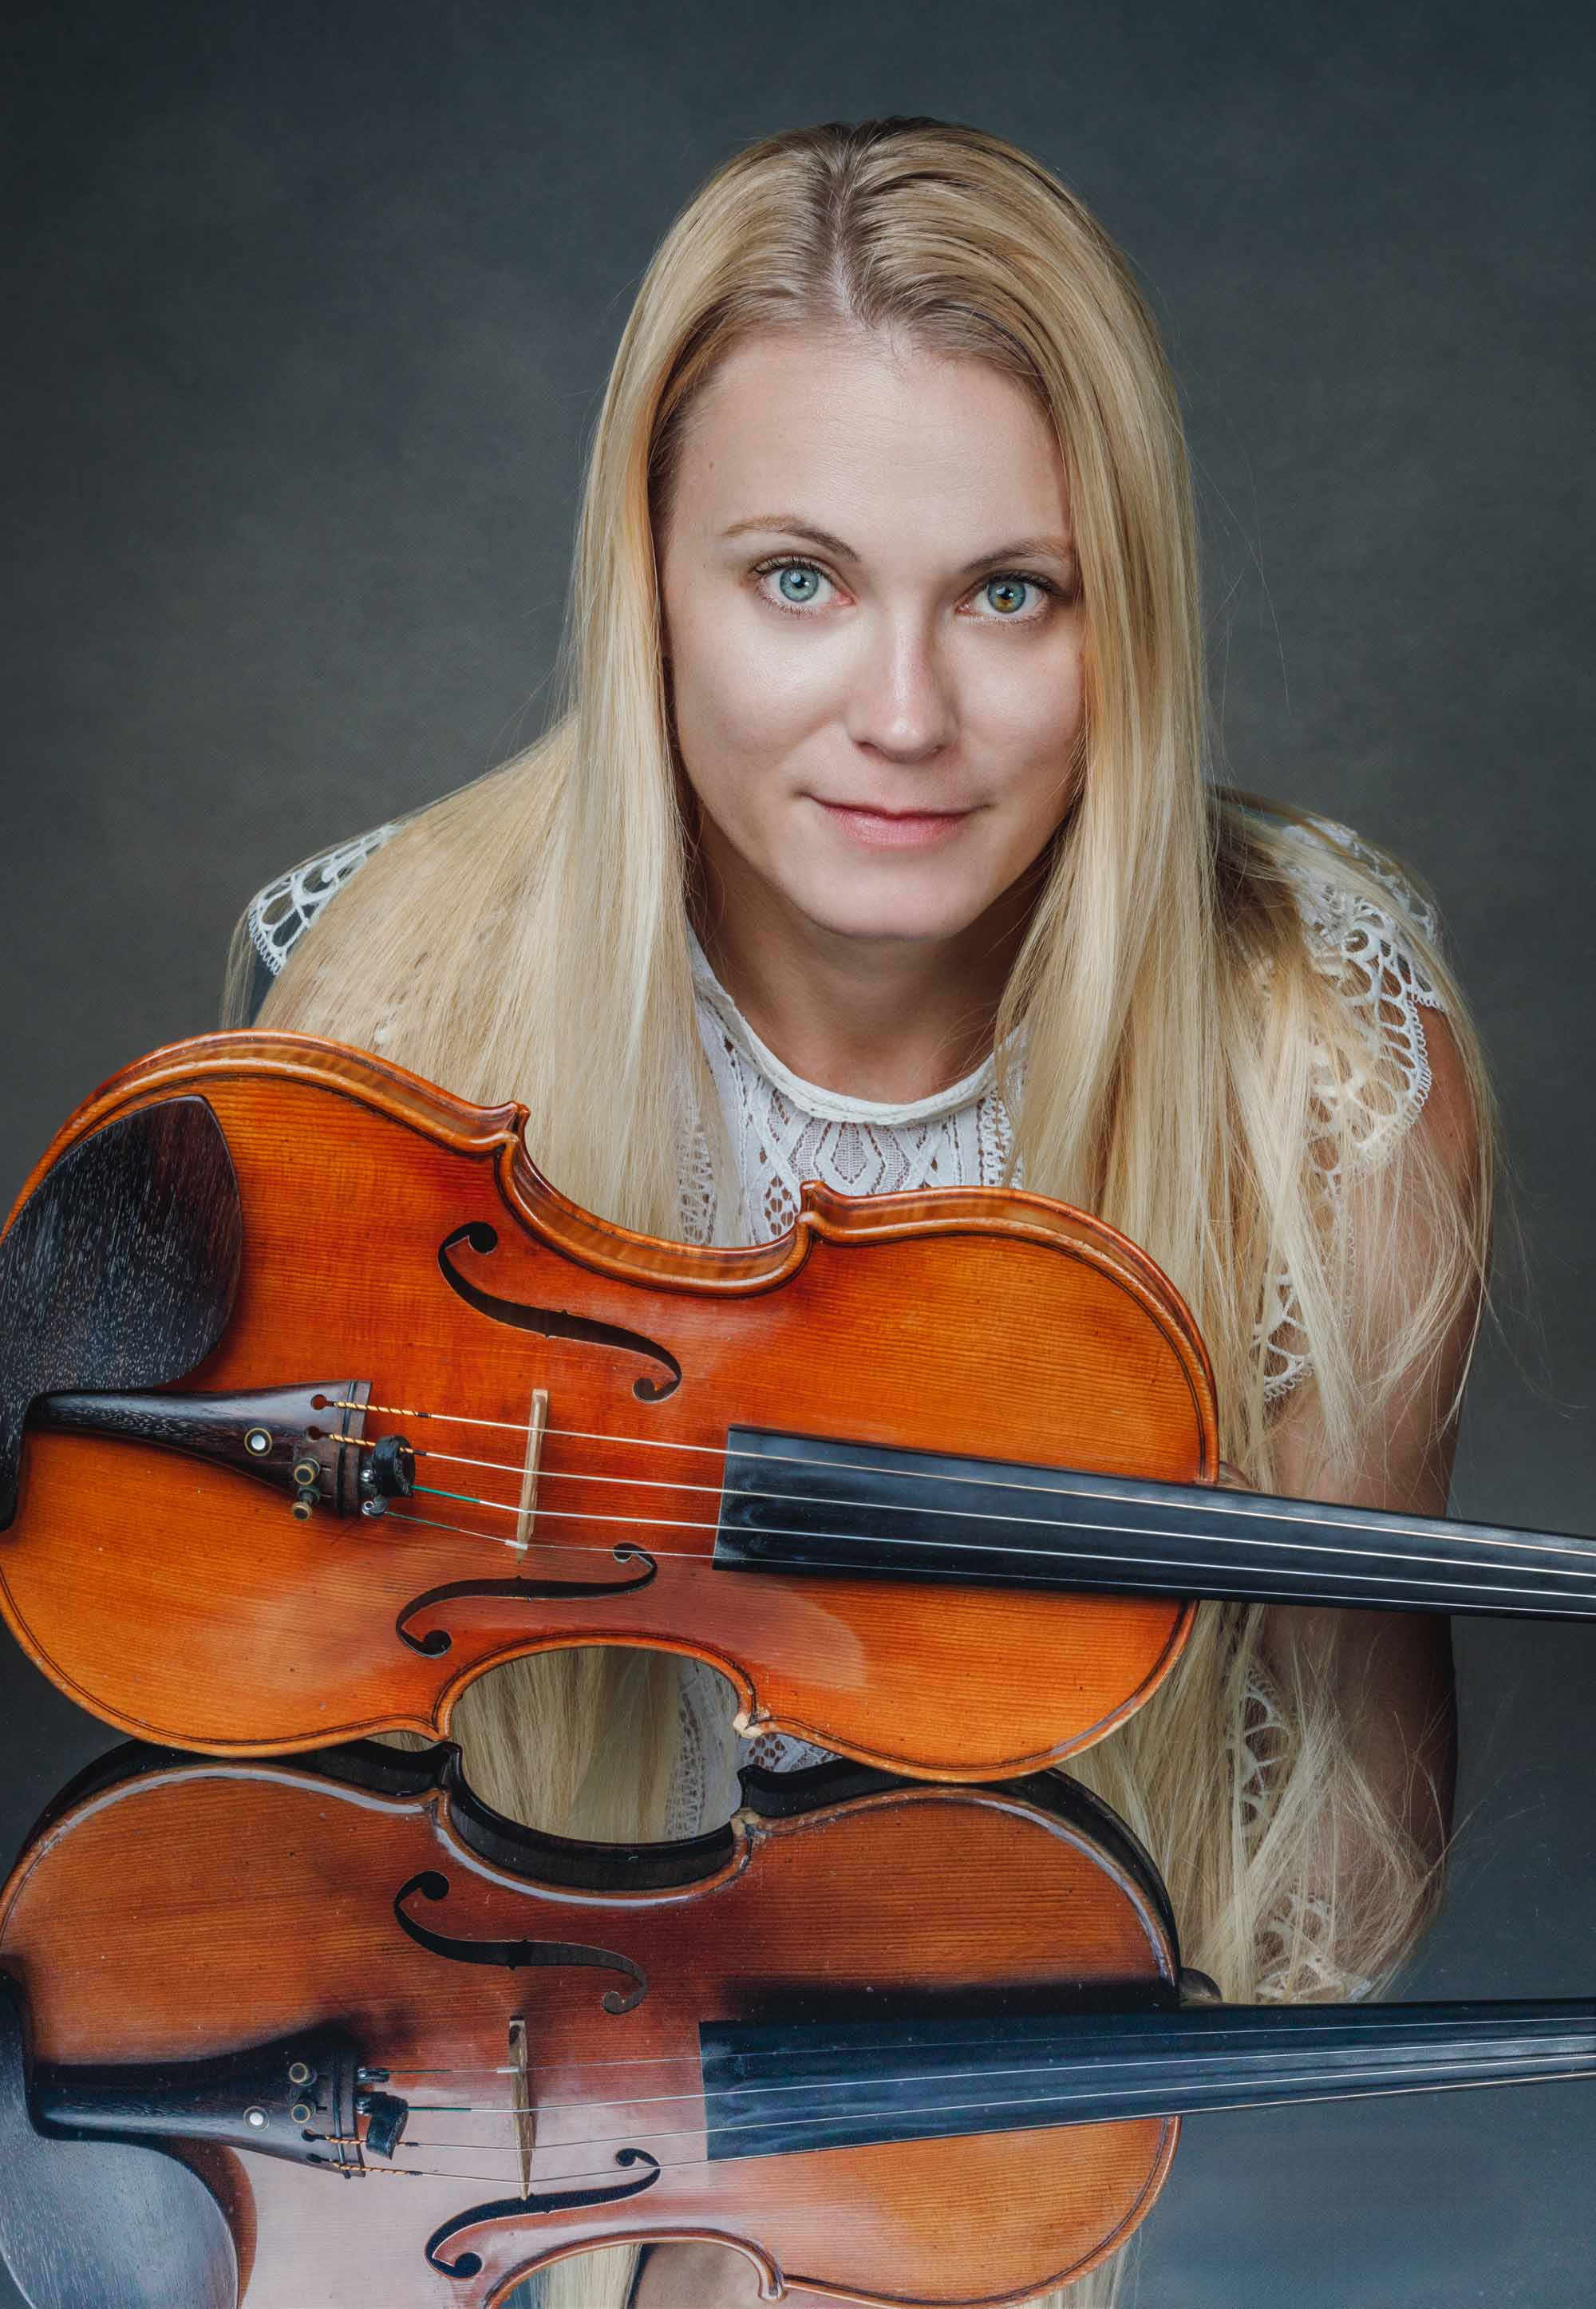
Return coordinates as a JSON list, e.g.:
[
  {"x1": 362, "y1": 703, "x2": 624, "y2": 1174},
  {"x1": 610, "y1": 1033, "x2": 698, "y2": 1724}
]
[
  {"x1": 1257, "y1": 1267, "x2": 1314, "y2": 1403},
  {"x1": 1238, "y1": 1669, "x2": 1291, "y2": 1840},
  {"x1": 1254, "y1": 1891, "x2": 1377, "y2": 2004},
  {"x1": 674, "y1": 1107, "x2": 720, "y2": 1249},
  {"x1": 1235, "y1": 1665, "x2": 1377, "y2": 2003},
  {"x1": 688, "y1": 933, "x2": 1016, "y2": 1242},
  {"x1": 1282, "y1": 816, "x2": 1443, "y2": 1177},
  {"x1": 662, "y1": 1659, "x2": 729, "y2": 1840},
  {"x1": 246, "y1": 824, "x2": 400, "y2": 977},
  {"x1": 1251, "y1": 816, "x2": 1447, "y2": 1399},
  {"x1": 743, "y1": 1725, "x2": 834, "y2": 1772},
  {"x1": 668, "y1": 1657, "x2": 831, "y2": 1821}
]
